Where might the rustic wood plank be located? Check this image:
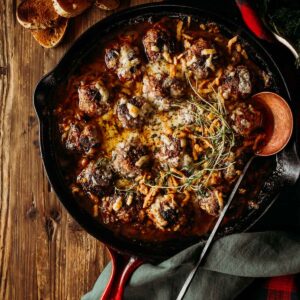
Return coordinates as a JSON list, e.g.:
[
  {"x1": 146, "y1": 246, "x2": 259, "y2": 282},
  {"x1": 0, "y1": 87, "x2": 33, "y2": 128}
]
[
  {"x1": 0, "y1": 1, "x2": 11, "y2": 300},
  {"x1": 0, "y1": 0, "x2": 158, "y2": 299}
]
